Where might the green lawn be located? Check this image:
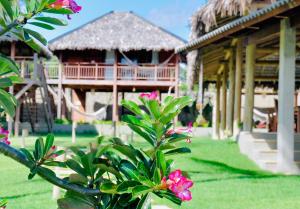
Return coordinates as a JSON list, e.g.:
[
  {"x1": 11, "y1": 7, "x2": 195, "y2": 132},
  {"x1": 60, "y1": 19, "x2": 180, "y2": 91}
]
[{"x1": 1, "y1": 135, "x2": 300, "y2": 209}]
